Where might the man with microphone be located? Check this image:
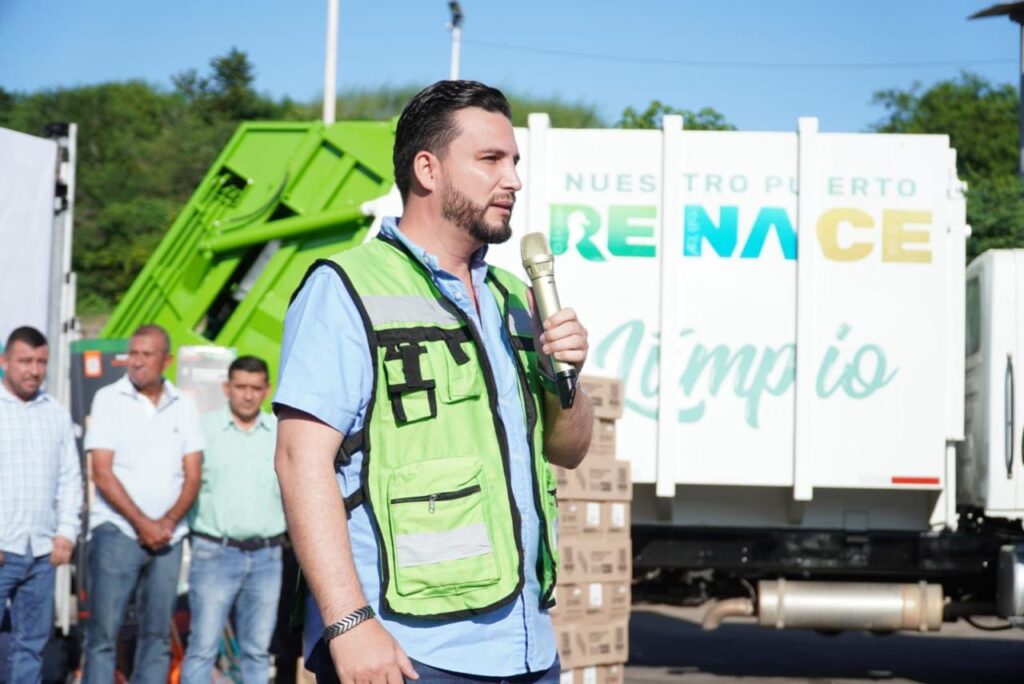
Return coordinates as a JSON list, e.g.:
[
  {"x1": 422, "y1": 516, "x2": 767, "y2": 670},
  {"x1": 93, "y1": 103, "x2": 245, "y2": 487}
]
[{"x1": 274, "y1": 80, "x2": 594, "y2": 683}]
